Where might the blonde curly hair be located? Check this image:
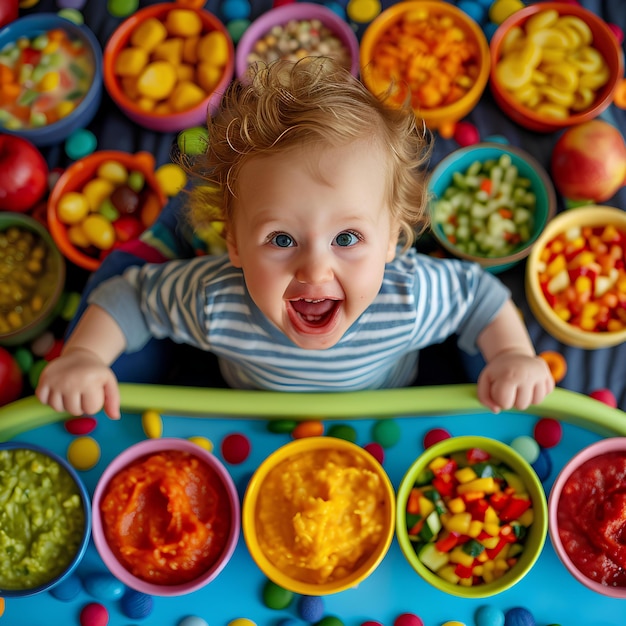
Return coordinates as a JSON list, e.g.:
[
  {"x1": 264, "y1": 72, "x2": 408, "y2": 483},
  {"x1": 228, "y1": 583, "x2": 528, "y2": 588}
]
[{"x1": 183, "y1": 56, "x2": 432, "y2": 250}]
